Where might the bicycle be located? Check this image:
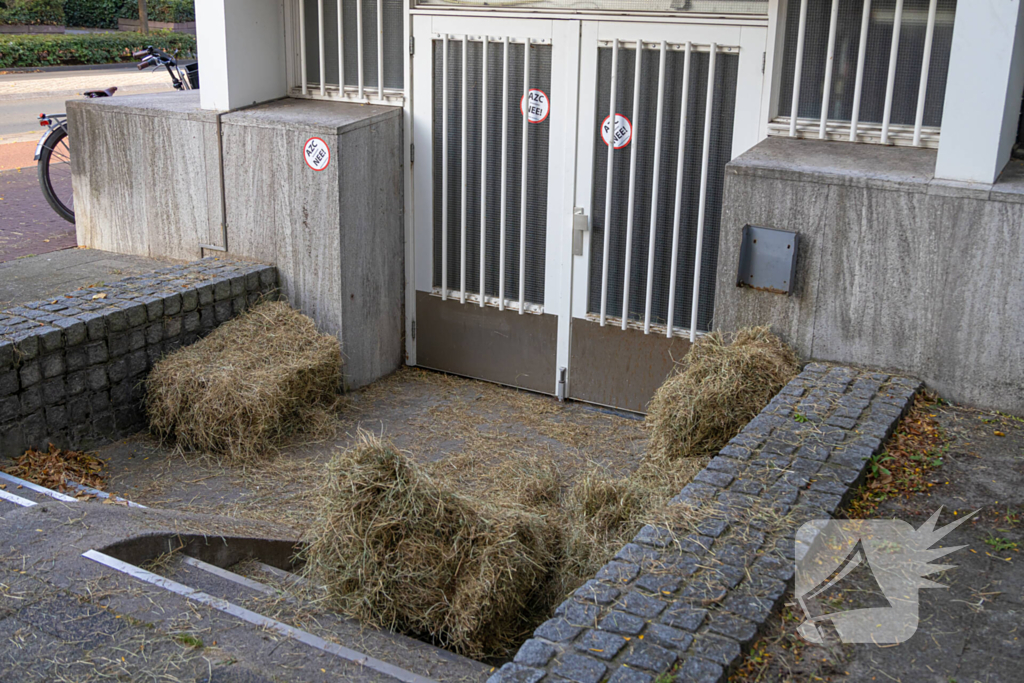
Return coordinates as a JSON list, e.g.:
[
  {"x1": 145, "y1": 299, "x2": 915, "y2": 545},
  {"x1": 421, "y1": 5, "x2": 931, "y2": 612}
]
[{"x1": 36, "y1": 47, "x2": 199, "y2": 224}]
